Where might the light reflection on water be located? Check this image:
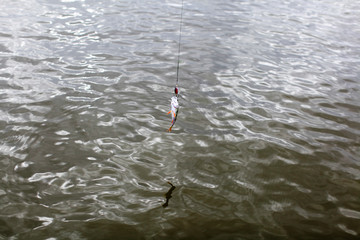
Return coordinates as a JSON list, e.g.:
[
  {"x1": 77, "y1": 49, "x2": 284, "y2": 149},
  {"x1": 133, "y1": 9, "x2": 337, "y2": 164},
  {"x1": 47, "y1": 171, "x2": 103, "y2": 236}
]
[{"x1": 1, "y1": 0, "x2": 360, "y2": 239}]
